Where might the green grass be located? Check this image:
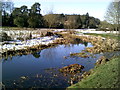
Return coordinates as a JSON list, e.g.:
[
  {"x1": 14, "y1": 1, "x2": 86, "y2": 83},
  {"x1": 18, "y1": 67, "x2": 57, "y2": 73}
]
[
  {"x1": 84, "y1": 33, "x2": 120, "y2": 40},
  {"x1": 68, "y1": 57, "x2": 120, "y2": 88}
]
